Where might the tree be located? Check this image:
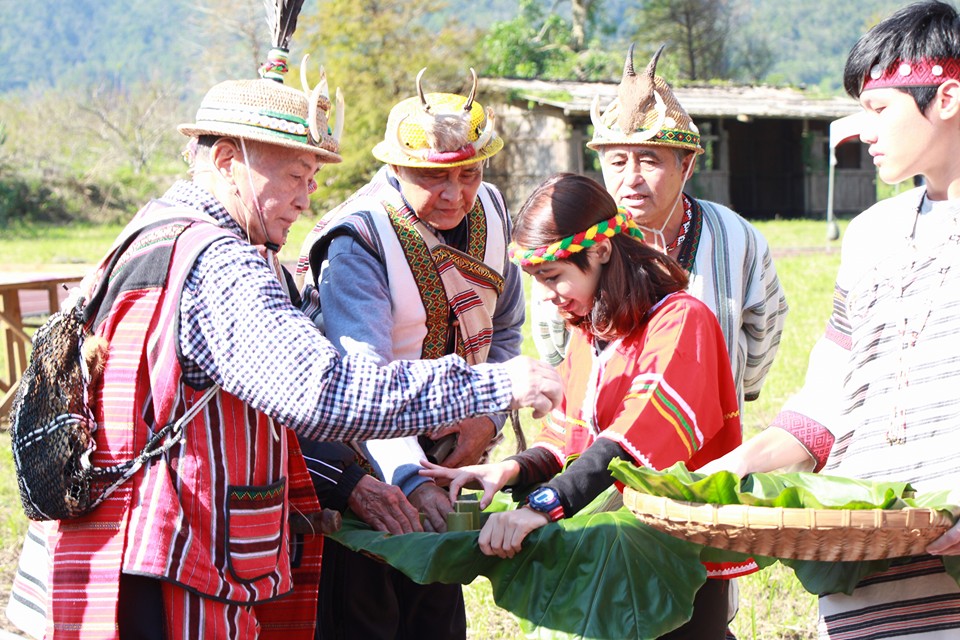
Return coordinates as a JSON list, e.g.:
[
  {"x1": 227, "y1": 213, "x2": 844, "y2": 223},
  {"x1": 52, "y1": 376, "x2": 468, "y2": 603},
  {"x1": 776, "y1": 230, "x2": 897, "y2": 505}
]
[
  {"x1": 476, "y1": 0, "x2": 620, "y2": 81},
  {"x1": 185, "y1": 0, "x2": 266, "y2": 87},
  {"x1": 297, "y1": 0, "x2": 477, "y2": 208},
  {"x1": 634, "y1": 0, "x2": 733, "y2": 81},
  {"x1": 75, "y1": 79, "x2": 184, "y2": 175}
]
